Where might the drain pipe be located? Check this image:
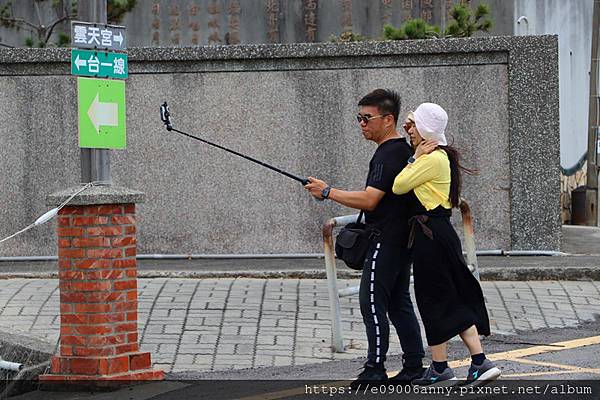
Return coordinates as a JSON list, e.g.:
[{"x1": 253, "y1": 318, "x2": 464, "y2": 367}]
[
  {"x1": 475, "y1": 250, "x2": 567, "y2": 256},
  {"x1": 136, "y1": 253, "x2": 325, "y2": 259},
  {"x1": 516, "y1": 15, "x2": 530, "y2": 35},
  {"x1": 0, "y1": 358, "x2": 23, "y2": 371},
  {"x1": 476, "y1": 250, "x2": 505, "y2": 256},
  {"x1": 0, "y1": 250, "x2": 568, "y2": 262},
  {"x1": 505, "y1": 250, "x2": 567, "y2": 256}
]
